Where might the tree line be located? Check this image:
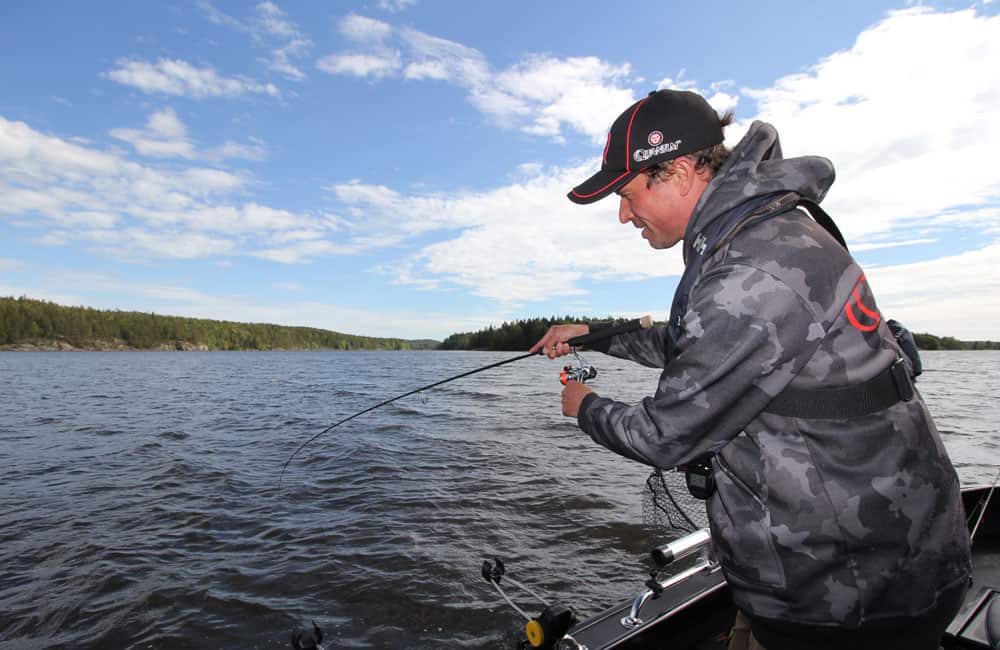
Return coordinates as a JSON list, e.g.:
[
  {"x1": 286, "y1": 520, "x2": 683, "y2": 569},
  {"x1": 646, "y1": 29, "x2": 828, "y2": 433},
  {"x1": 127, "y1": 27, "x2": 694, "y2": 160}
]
[
  {"x1": 3, "y1": 296, "x2": 996, "y2": 353},
  {"x1": 0, "y1": 296, "x2": 435, "y2": 351},
  {"x1": 440, "y1": 316, "x2": 1000, "y2": 352},
  {"x1": 441, "y1": 316, "x2": 619, "y2": 351},
  {"x1": 911, "y1": 332, "x2": 1000, "y2": 351}
]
